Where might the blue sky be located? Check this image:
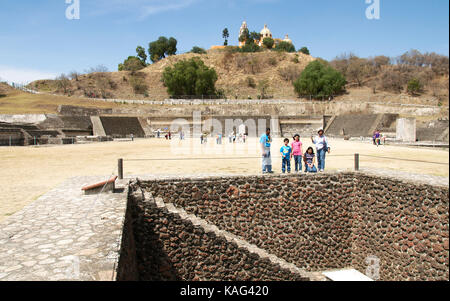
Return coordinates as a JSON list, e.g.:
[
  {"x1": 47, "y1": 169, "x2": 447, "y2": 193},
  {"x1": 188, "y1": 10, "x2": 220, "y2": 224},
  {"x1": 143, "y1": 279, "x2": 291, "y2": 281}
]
[{"x1": 0, "y1": 0, "x2": 448, "y2": 83}]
